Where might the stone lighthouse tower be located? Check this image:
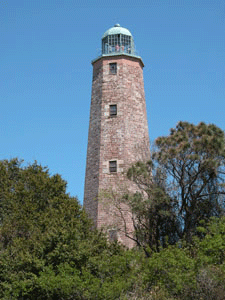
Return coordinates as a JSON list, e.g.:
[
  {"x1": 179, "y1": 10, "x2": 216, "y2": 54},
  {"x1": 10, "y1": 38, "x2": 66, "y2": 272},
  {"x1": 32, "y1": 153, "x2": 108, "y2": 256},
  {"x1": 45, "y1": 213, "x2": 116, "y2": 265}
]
[{"x1": 84, "y1": 24, "x2": 150, "y2": 247}]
